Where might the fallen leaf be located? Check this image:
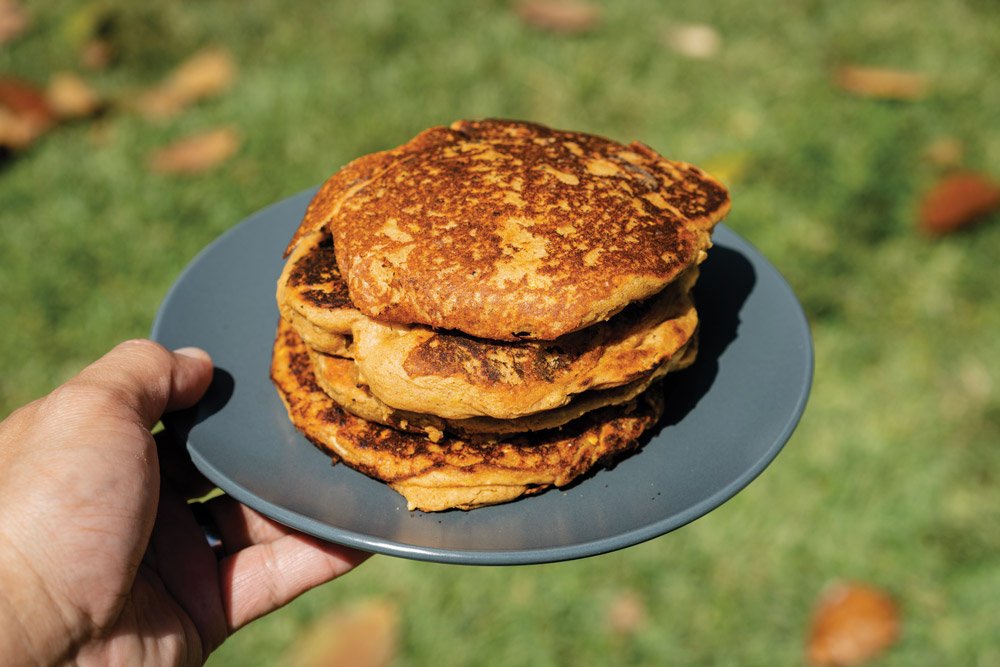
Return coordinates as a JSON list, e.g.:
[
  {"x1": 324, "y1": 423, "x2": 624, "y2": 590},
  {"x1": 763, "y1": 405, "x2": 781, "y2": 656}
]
[
  {"x1": 0, "y1": 77, "x2": 55, "y2": 149},
  {"x1": 516, "y1": 0, "x2": 602, "y2": 33},
  {"x1": 46, "y1": 72, "x2": 102, "y2": 120},
  {"x1": 918, "y1": 171, "x2": 1000, "y2": 235},
  {"x1": 135, "y1": 46, "x2": 237, "y2": 120},
  {"x1": 281, "y1": 599, "x2": 399, "y2": 667},
  {"x1": 0, "y1": 107, "x2": 33, "y2": 149},
  {"x1": 923, "y1": 137, "x2": 964, "y2": 168},
  {"x1": 835, "y1": 66, "x2": 928, "y2": 101},
  {"x1": 0, "y1": 0, "x2": 29, "y2": 46},
  {"x1": 148, "y1": 126, "x2": 241, "y2": 173},
  {"x1": 807, "y1": 582, "x2": 901, "y2": 666},
  {"x1": 163, "y1": 47, "x2": 237, "y2": 102},
  {"x1": 663, "y1": 23, "x2": 721, "y2": 60},
  {"x1": 0, "y1": 78, "x2": 55, "y2": 121},
  {"x1": 80, "y1": 39, "x2": 115, "y2": 70},
  {"x1": 605, "y1": 590, "x2": 647, "y2": 637}
]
